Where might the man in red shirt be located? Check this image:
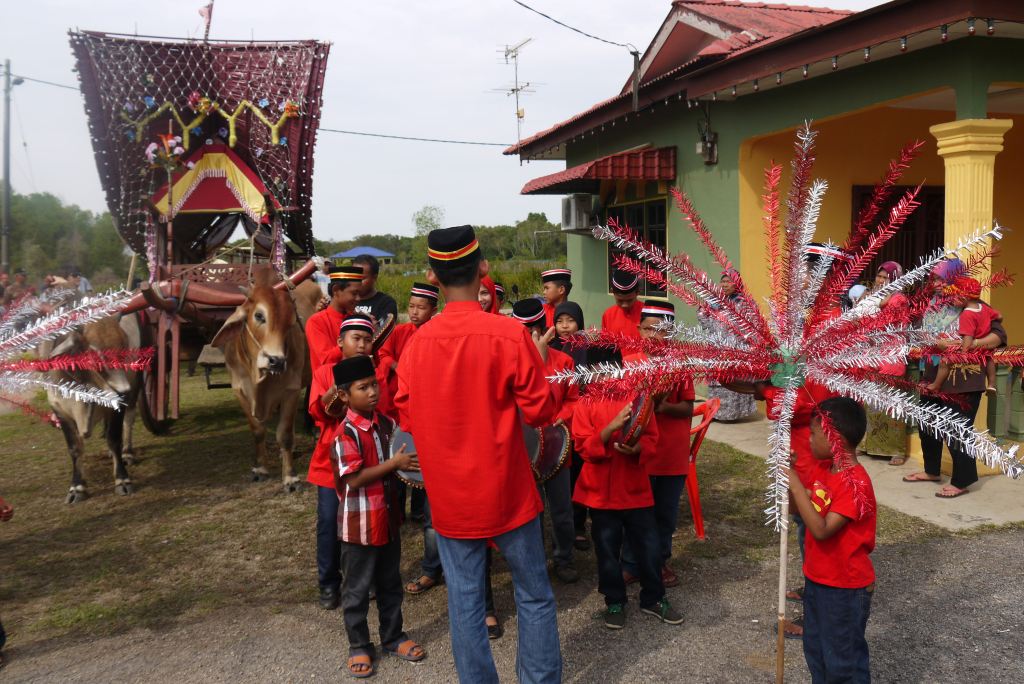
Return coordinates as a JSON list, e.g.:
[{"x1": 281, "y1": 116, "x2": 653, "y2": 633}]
[
  {"x1": 786, "y1": 397, "x2": 875, "y2": 683},
  {"x1": 395, "y1": 225, "x2": 561, "y2": 683},
  {"x1": 308, "y1": 313, "x2": 376, "y2": 610},
  {"x1": 512, "y1": 297, "x2": 580, "y2": 584},
  {"x1": 540, "y1": 268, "x2": 572, "y2": 328},
  {"x1": 620, "y1": 302, "x2": 695, "y2": 589},
  {"x1": 601, "y1": 268, "x2": 644, "y2": 342},
  {"x1": 305, "y1": 266, "x2": 363, "y2": 372}
]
